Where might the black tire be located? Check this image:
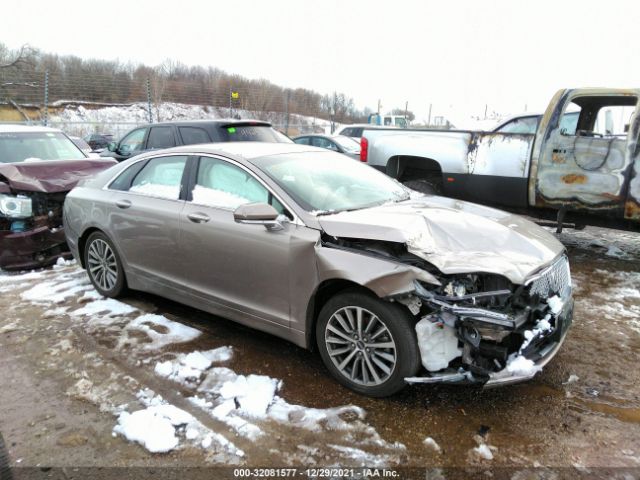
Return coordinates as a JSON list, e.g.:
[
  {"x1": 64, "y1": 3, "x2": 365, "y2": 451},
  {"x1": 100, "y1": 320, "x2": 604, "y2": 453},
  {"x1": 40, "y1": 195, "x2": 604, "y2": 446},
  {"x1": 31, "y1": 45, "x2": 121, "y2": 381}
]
[
  {"x1": 0, "y1": 432, "x2": 12, "y2": 480},
  {"x1": 403, "y1": 177, "x2": 442, "y2": 195},
  {"x1": 84, "y1": 231, "x2": 127, "y2": 298},
  {"x1": 316, "y1": 290, "x2": 420, "y2": 397}
]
